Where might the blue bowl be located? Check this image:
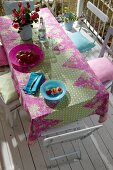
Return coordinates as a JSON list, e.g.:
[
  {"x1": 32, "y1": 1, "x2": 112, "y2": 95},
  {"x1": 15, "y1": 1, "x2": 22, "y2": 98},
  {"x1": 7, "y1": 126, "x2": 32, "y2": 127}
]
[{"x1": 40, "y1": 80, "x2": 66, "y2": 101}]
